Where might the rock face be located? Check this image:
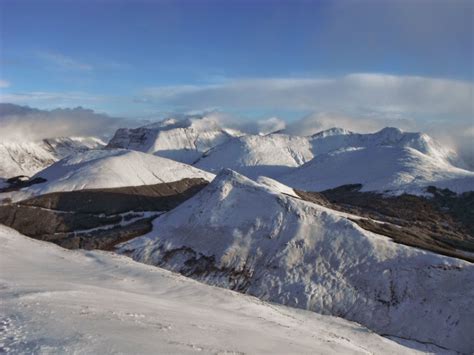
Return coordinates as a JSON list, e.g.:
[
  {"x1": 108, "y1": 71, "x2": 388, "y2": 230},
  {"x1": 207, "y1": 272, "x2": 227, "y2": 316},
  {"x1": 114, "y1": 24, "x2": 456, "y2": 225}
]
[
  {"x1": 107, "y1": 116, "x2": 239, "y2": 164},
  {"x1": 119, "y1": 170, "x2": 474, "y2": 353},
  {"x1": 0, "y1": 178, "x2": 208, "y2": 250}
]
